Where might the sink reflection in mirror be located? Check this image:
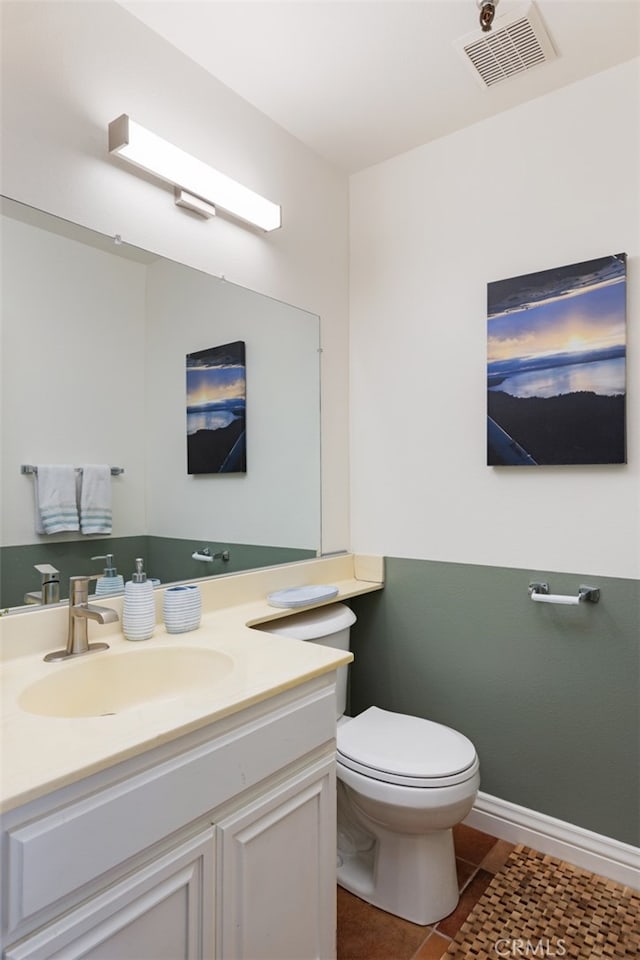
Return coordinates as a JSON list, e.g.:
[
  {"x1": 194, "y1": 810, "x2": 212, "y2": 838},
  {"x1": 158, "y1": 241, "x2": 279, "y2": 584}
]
[
  {"x1": 18, "y1": 647, "x2": 235, "y2": 718},
  {"x1": 1, "y1": 196, "x2": 322, "y2": 613}
]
